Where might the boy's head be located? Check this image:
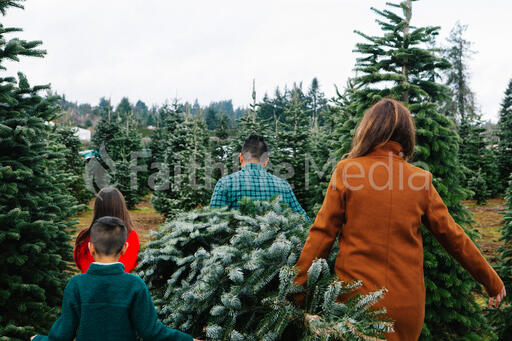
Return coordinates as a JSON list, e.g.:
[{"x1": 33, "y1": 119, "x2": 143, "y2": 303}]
[{"x1": 89, "y1": 216, "x2": 128, "y2": 259}]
